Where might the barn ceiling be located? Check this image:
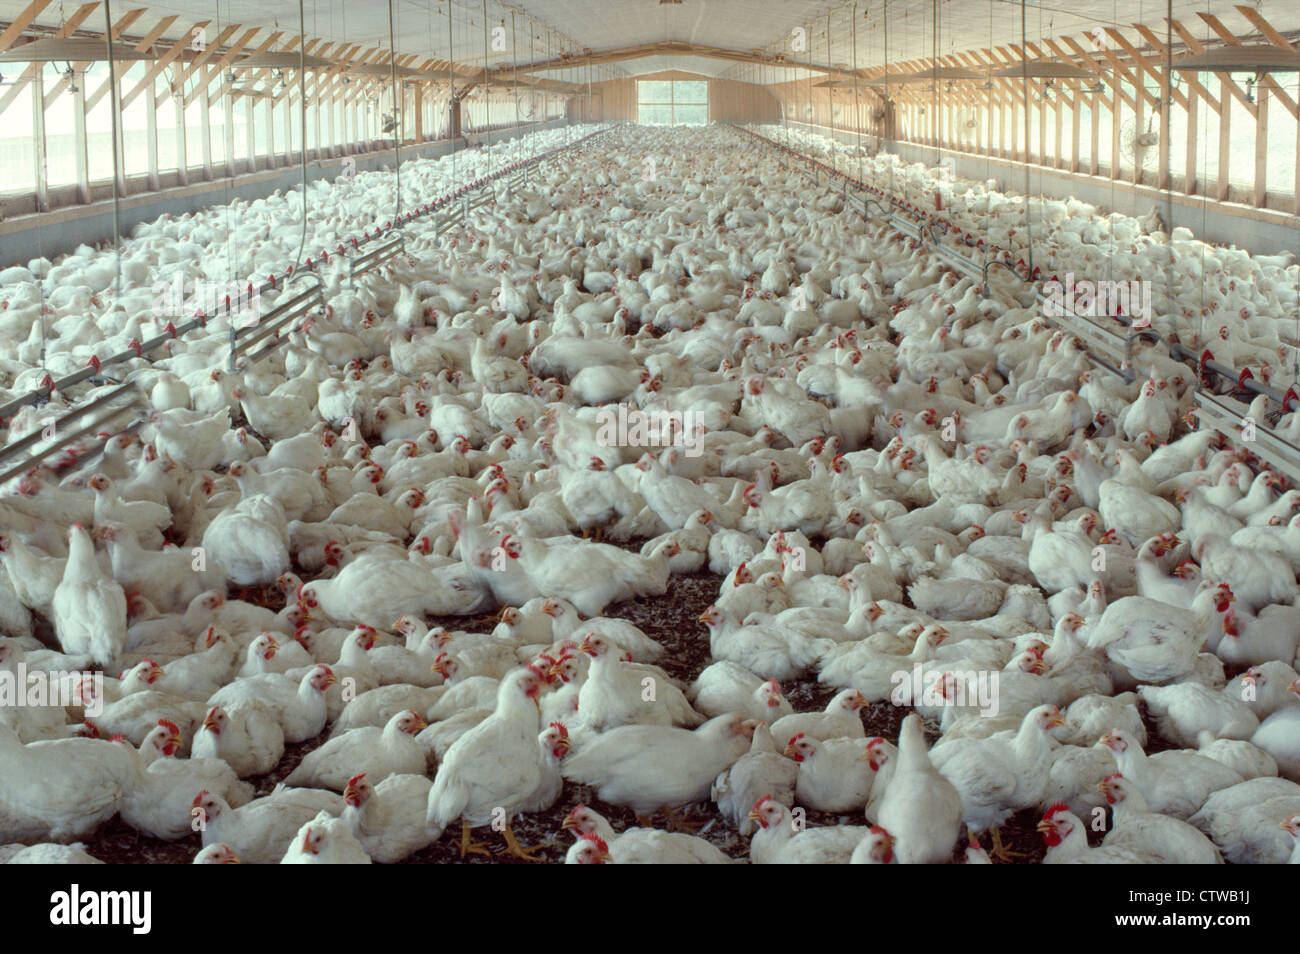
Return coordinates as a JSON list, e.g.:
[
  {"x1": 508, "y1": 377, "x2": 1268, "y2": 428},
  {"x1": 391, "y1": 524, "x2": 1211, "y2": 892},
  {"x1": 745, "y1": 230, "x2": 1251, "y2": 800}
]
[{"x1": 1, "y1": 0, "x2": 1298, "y2": 82}]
